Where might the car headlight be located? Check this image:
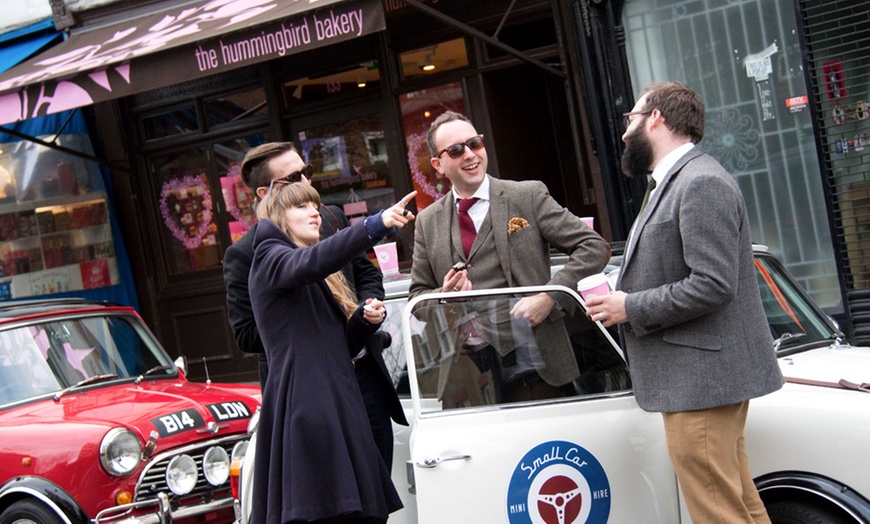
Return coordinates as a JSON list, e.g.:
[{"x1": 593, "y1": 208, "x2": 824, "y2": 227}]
[
  {"x1": 203, "y1": 446, "x2": 230, "y2": 486},
  {"x1": 246, "y1": 408, "x2": 260, "y2": 434},
  {"x1": 231, "y1": 440, "x2": 249, "y2": 463},
  {"x1": 100, "y1": 428, "x2": 142, "y2": 476},
  {"x1": 166, "y1": 455, "x2": 198, "y2": 495}
]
